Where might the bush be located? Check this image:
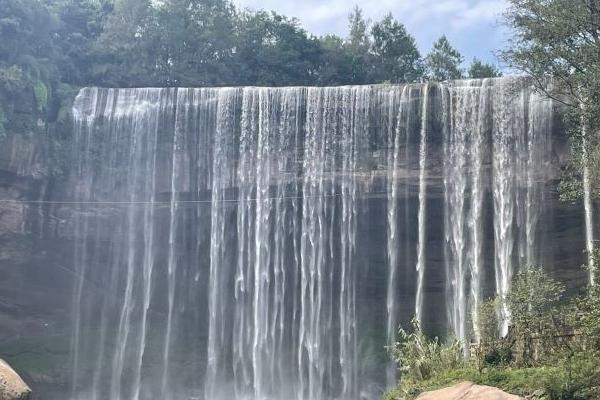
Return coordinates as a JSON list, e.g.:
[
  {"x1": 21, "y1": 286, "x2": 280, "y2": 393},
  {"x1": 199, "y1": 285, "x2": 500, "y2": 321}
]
[
  {"x1": 507, "y1": 267, "x2": 566, "y2": 366},
  {"x1": 473, "y1": 298, "x2": 514, "y2": 370},
  {"x1": 484, "y1": 347, "x2": 512, "y2": 367},
  {"x1": 385, "y1": 263, "x2": 600, "y2": 400},
  {"x1": 33, "y1": 79, "x2": 48, "y2": 112},
  {"x1": 387, "y1": 319, "x2": 467, "y2": 398}
]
